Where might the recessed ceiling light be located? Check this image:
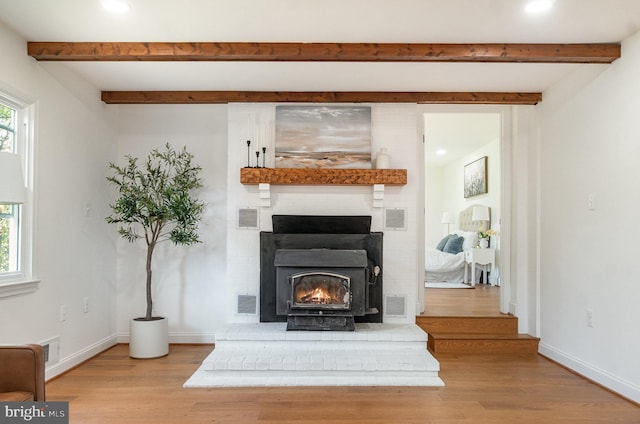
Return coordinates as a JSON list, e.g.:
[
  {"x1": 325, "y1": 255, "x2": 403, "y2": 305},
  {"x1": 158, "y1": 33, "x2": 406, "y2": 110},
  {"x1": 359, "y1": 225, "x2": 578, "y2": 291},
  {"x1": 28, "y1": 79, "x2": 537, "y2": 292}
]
[
  {"x1": 435, "y1": 149, "x2": 446, "y2": 156},
  {"x1": 525, "y1": 0, "x2": 554, "y2": 14},
  {"x1": 102, "y1": 0, "x2": 130, "y2": 13}
]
